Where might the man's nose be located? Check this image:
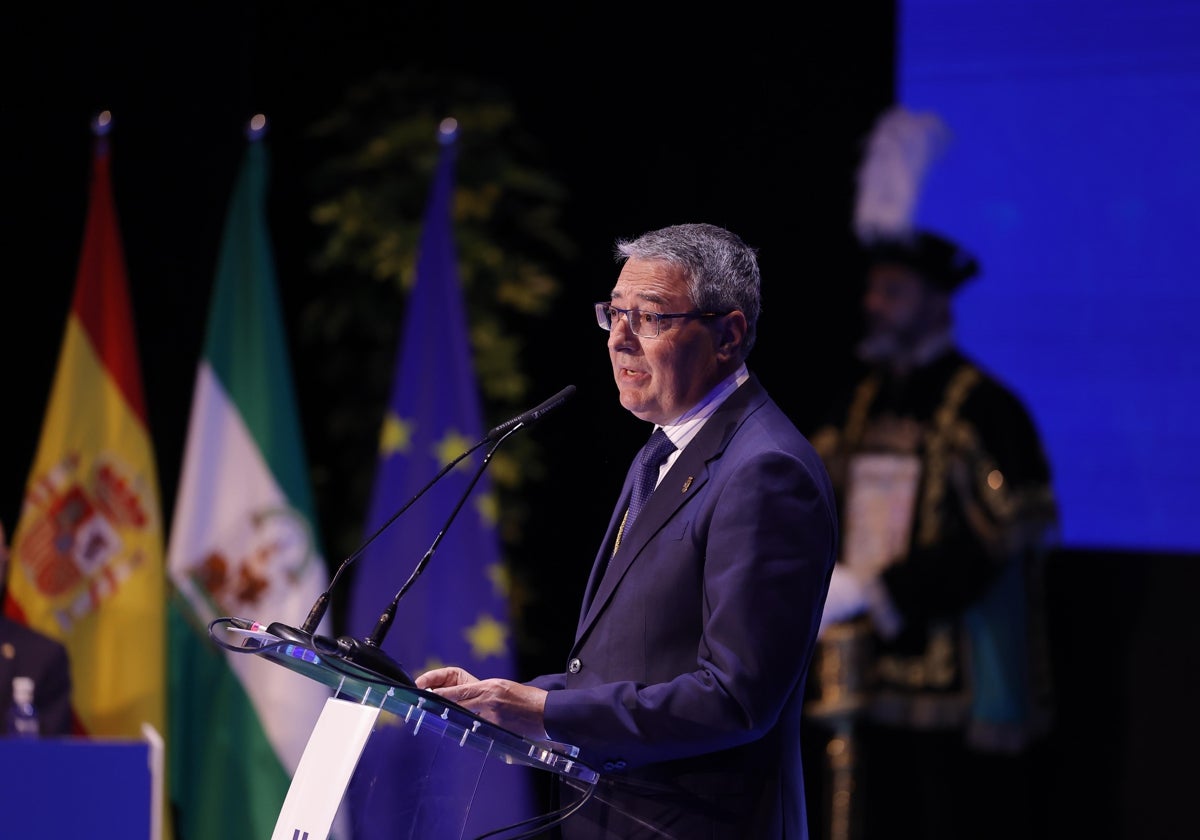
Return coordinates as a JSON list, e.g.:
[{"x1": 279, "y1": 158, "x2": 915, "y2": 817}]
[{"x1": 608, "y1": 310, "x2": 639, "y2": 347}]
